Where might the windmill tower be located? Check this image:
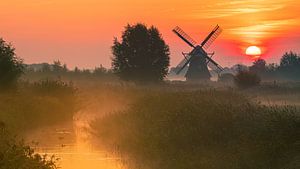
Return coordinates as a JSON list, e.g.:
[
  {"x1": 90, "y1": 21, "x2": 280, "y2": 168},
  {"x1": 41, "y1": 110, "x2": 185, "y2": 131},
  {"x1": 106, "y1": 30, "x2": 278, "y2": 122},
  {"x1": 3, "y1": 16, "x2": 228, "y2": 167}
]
[{"x1": 173, "y1": 25, "x2": 223, "y2": 81}]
